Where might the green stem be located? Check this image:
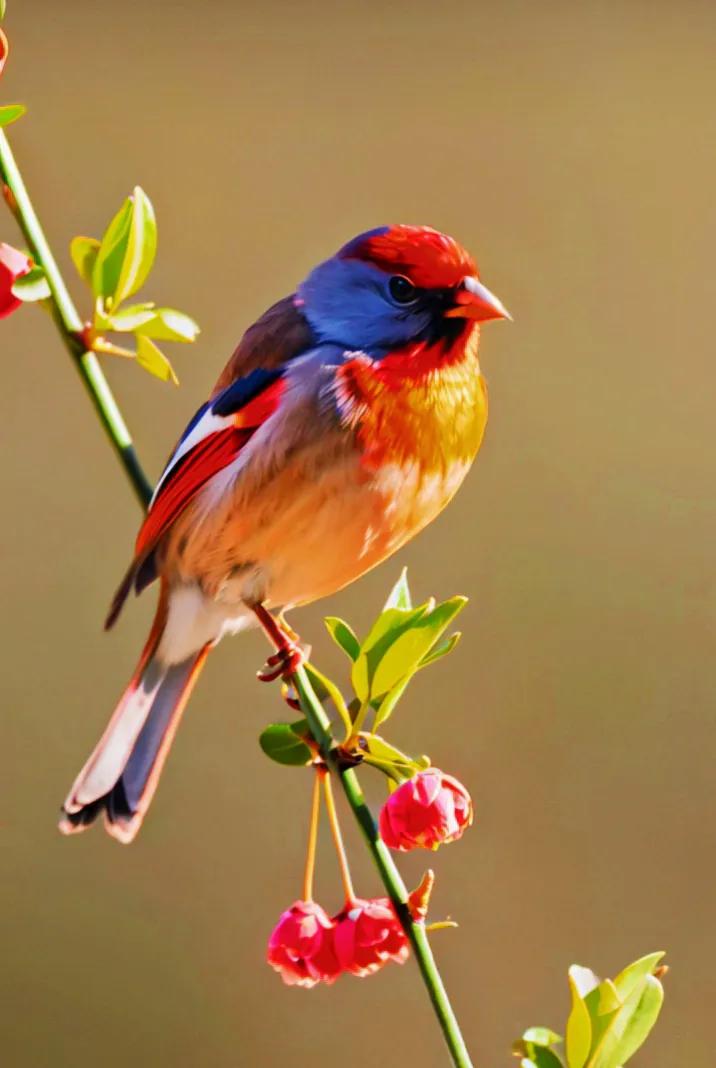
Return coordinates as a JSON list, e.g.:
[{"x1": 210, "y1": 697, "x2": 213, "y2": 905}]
[
  {"x1": 0, "y1": 129, "x2": 152, "y2": 508},
  {"x1": 293, "y1": 665, "x2": 474, "y2": 1068}
]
